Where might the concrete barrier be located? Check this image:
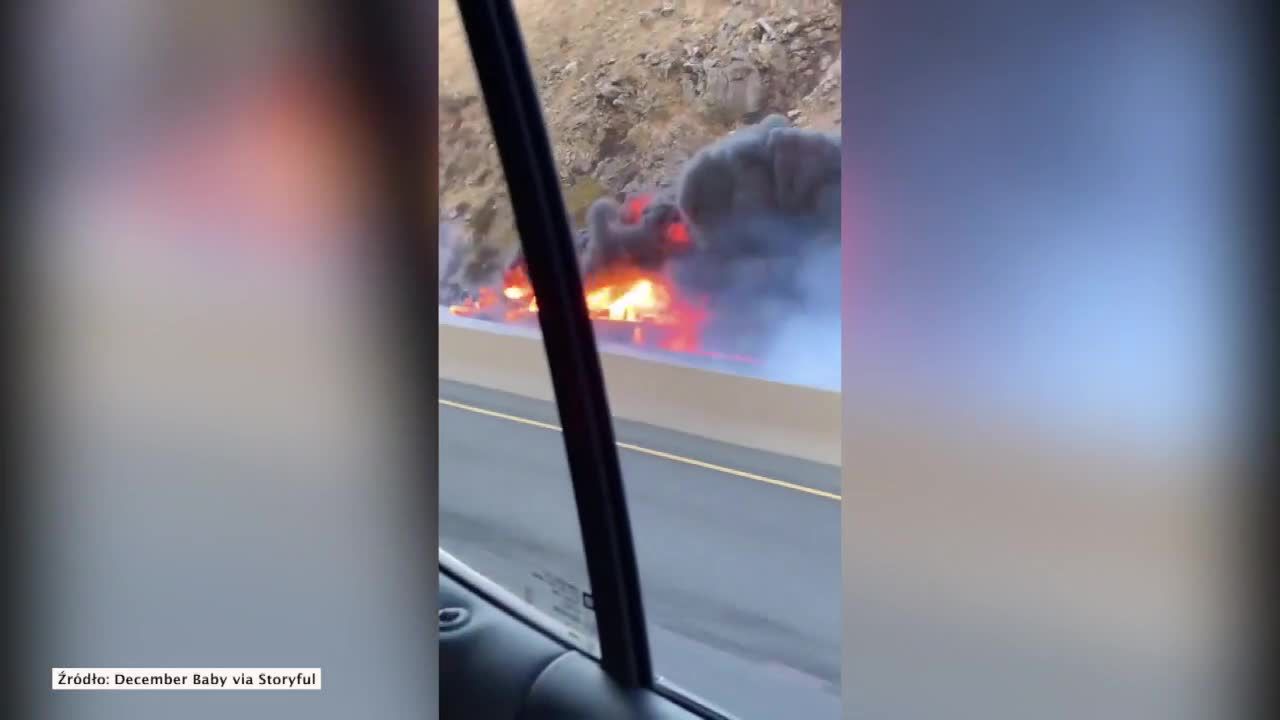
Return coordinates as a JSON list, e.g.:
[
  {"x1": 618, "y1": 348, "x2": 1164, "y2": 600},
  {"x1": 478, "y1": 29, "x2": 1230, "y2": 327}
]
[{"x1": 438, "y1": 316, "x2": 841, "y2": 466}]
